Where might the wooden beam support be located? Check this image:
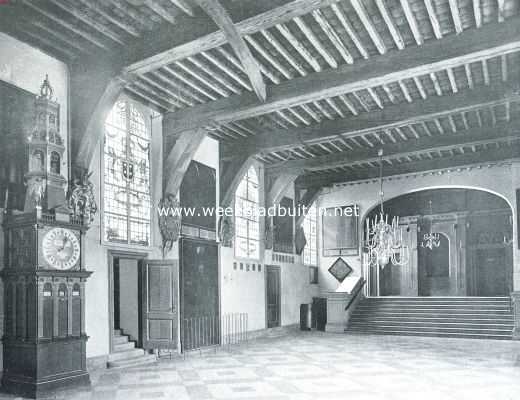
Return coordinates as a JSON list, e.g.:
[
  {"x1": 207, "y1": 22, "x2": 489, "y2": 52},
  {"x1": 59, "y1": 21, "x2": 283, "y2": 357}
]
[
  {"x1": 267, "y1": 173, "x2": 299, "y2": 207},
  {"x1": 296, "y1": 145, "x2": 519, "y2": 188},
  {"x1": 164, "y1": 17, "x2": 520, "y2": 134},
  {"x1": 220, "y1": 82, "x2": 519, "y2": 156},
  {"x1": 220, "y1": 154, "x2": 256, "y2": 207},
  {"x1": 295, "y1": 187, "x2": 321, "y2": 226},
  {"x1": 164, "y1": 128, "x2": 207, "y2": 195},
  {"x1": 267, "y1": 123, "x2": 519, "y2": 174},
  {"x1": 74, "y1": 73, "x2": 128, "y2": 169},
  {"x1": 125, "y1": 0, "x2": 342, "y2": 75},
  {"x1": 194, "y1": 0, "x2": 267, "y2": 101}
]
